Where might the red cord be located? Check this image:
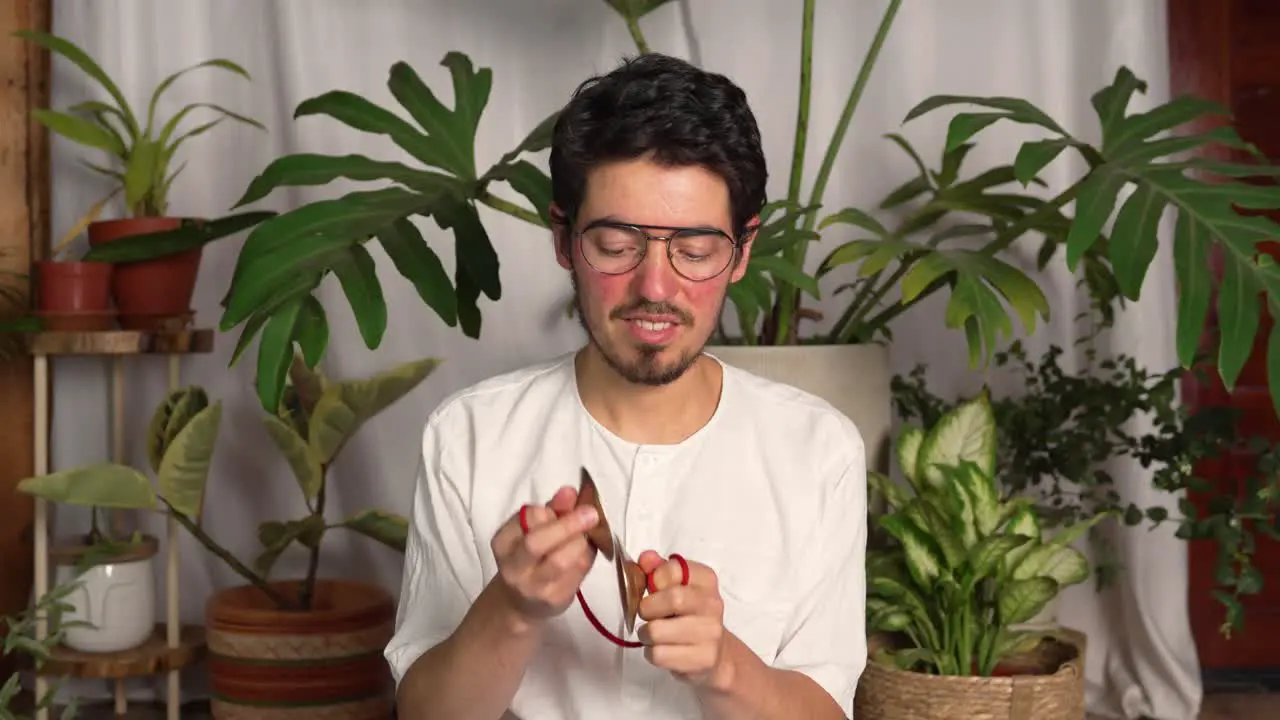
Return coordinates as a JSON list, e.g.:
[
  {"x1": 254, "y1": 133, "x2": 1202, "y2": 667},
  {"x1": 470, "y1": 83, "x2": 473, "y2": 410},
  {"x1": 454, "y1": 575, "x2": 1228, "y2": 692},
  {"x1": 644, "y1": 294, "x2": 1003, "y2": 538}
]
[{"x1": 517, "y1": 505, "x2": 688, "y2": 649}]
